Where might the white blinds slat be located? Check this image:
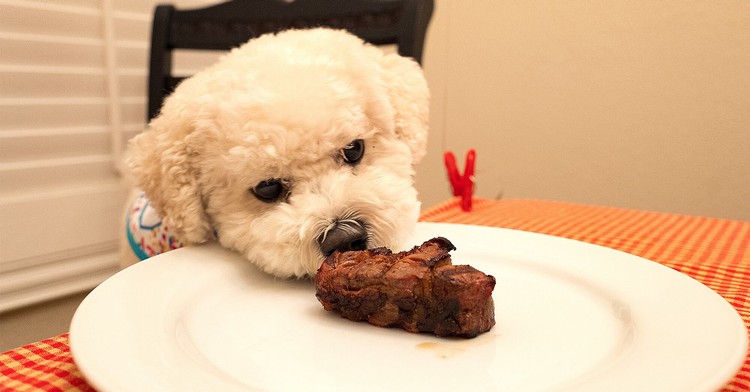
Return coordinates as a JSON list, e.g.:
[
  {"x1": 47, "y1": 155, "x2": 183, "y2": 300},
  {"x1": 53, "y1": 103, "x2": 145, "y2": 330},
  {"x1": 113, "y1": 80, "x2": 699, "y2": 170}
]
[
  {"x1": 116, "y1": 46, "x2": 148, "y2": 70},
  {"x1": 0, "y1": 128, "x2": 111, "y2": 162},
  {"x1": 112, "y1": 10, "x2": 150, "y2": 42},
  {"x1": 0, "y1": 156, "x2": 115, "y2": 196},
  {"x1": 0, "y1": 2, "x2": 101, "y2": 39},
  {"x1": 119, "y1": 101, "x2": 147, "y2": 124},
  {"x1": 118, "y1": 74, "x2": 147, "y2": 97},
  {"x1": 0, "y1": 103, "x2": 109, "y2": 129},
  {"x1": 1, "y1": 72, "x2": 107, "y2": 99},
  {"x1": 0, "y1": 34, "x2": 104, "y2": 68}
]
